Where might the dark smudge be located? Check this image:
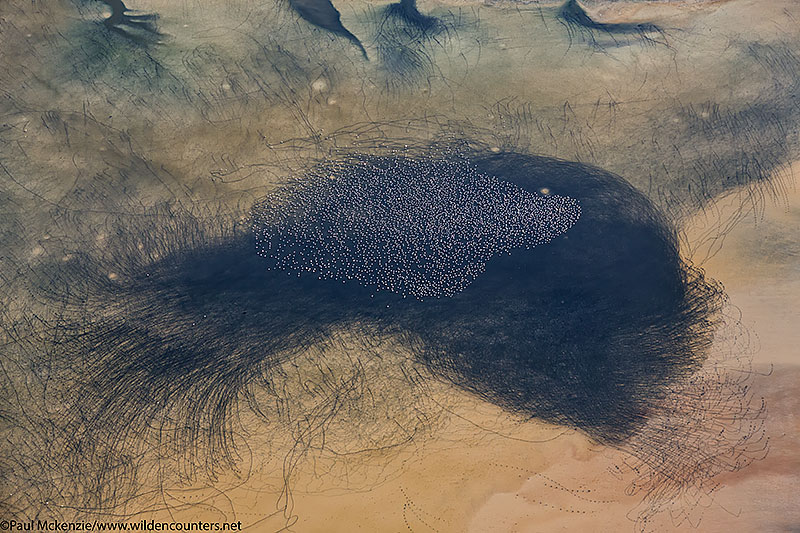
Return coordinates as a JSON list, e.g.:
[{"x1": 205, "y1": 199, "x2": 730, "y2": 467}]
[
  {"x1": 288, "y1": 0, "x2": 369, "y2": 59},
  {"x1": 384, "y1": 0, "x2": 442, "y2": 33},
  {"x1": 99, "y1": 0, "x2": 162, "y2": 44},
  {"x1": 1, "y1": 146, "x2": 762, "y2": 527},
  {"x1": 25, "y1": 150, "x2": 722, "y2": 446},
  {"x1": 557, "y1": 0, "x2": 663, "y2": 47}
]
